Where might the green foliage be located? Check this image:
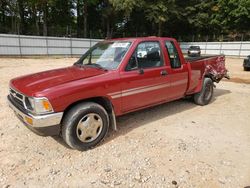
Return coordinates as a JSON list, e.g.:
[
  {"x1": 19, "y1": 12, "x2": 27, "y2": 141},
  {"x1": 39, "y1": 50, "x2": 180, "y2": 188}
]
[
  {"x1": 0, "y1": 0, "x2": 249, "y2": 38},
  {"x1": 213, "y1": 0, "x2": 250, "y2": 32},
  {"x1": 145, "y1": 0, "x2": 174, "y2": 24},
  {"x1": 109, "y1": 0, "x2": 143, "y2": 16}
]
